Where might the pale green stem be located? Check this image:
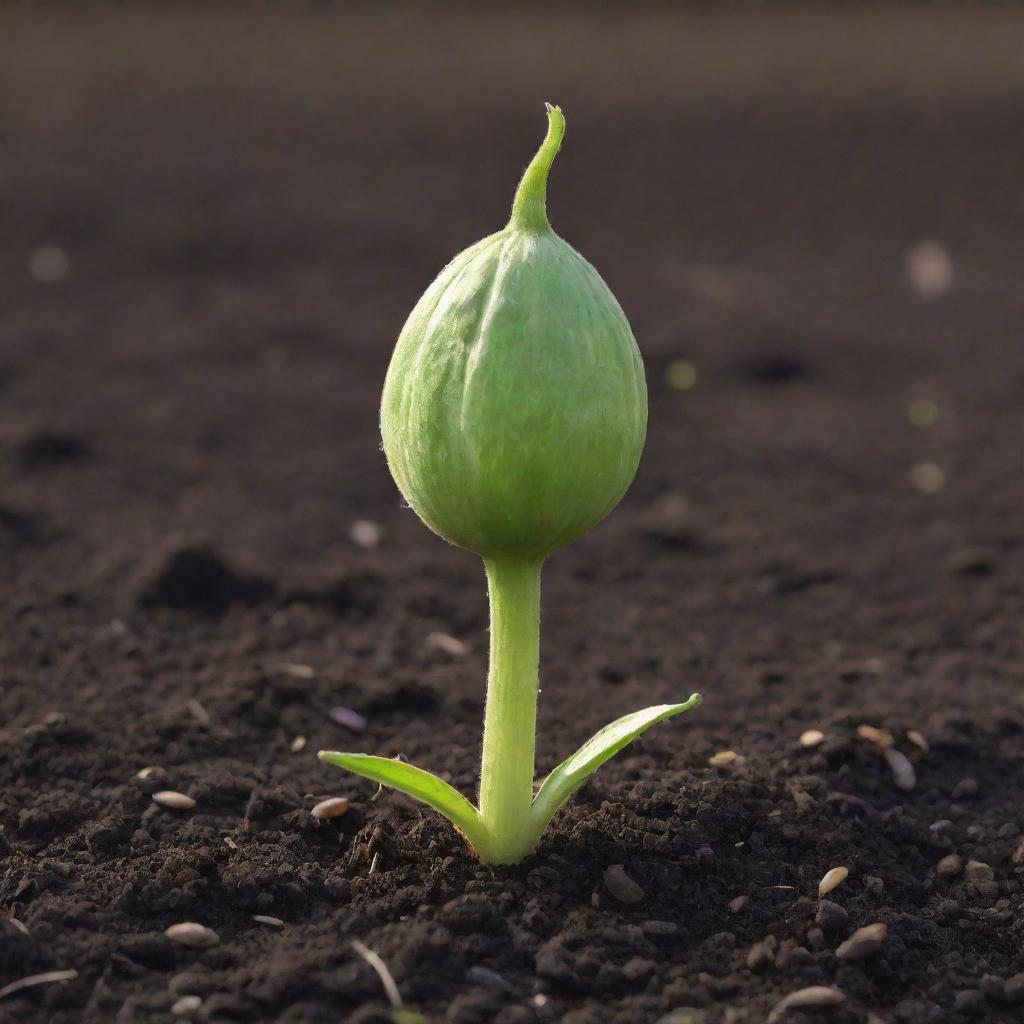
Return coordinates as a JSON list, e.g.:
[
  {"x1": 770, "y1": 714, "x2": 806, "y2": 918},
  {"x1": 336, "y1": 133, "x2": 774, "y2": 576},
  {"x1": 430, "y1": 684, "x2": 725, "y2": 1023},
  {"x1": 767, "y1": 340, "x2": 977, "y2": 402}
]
[
  {"x1": 508, "y1": 103, "x2": 564, "y2": 233},
  {"x1": 477, "y1": 556, "x2": 543, "y2": 864}
]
